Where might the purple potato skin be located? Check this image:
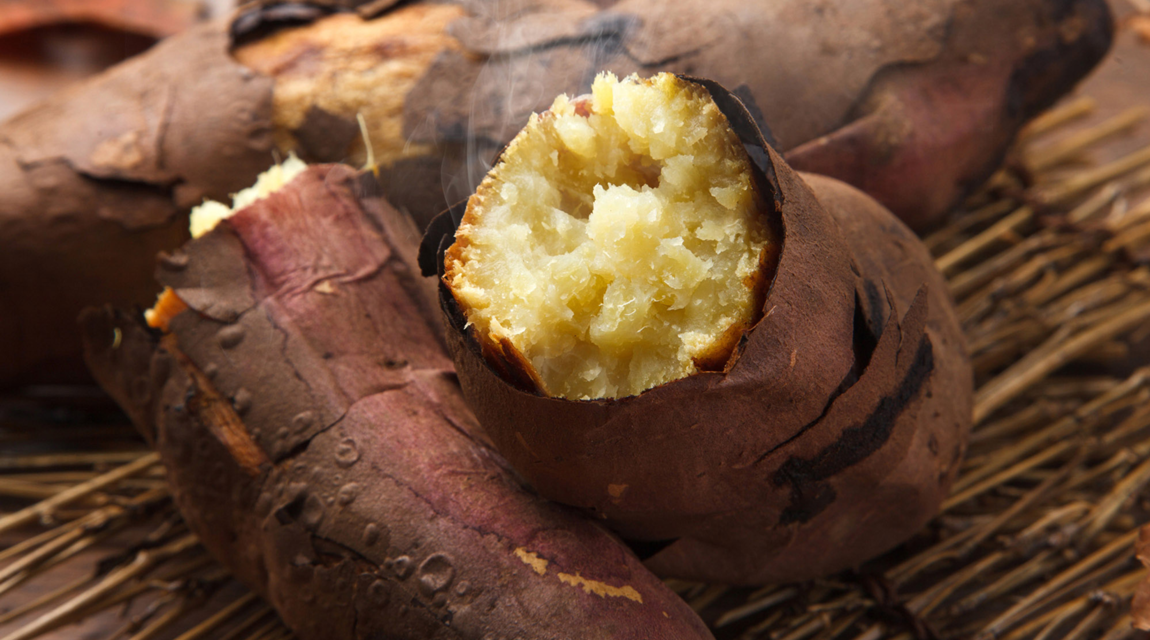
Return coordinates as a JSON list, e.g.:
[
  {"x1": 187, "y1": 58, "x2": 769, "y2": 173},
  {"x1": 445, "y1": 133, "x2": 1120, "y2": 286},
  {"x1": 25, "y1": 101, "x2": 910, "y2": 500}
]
[{"x1": 83, "y1": 165, "x2": 715, "y2": 640}]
